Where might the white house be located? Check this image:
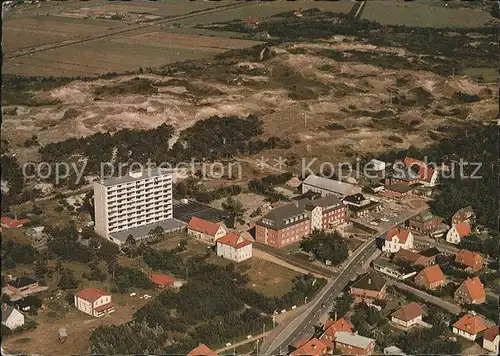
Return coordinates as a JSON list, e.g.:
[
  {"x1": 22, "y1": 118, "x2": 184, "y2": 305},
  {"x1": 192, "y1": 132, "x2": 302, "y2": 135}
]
[
  {"x1": 452, "y1": 312, "x2": 487, "y2": 341},
  {"x1": 382, "y1": 227, "x2": 413, "y2": 253},
  {"x1": 483, "y1": 326, "x2": 499, "y2": 354},
  {"x1": 446, "y1": 222, "x2": 471, "y2": 244},
  {"x1": 187, "y1": 216, "x2": 226, "y2": 243},
  {"x1": 216, "y1": 233, "x2": 252, "y2": 263},
  {"x1": 391, "y1": 302, "x2": 423, "y2": 329},
  {"x1": 368, "y1": 159, "x2": 386, "y2": 171},
  {"x1": 74, "y1": 288, "x2": 115, "y2": 318},
  {"x1": 1, "y1": 304, "x2": 25, "y2": 330}
]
